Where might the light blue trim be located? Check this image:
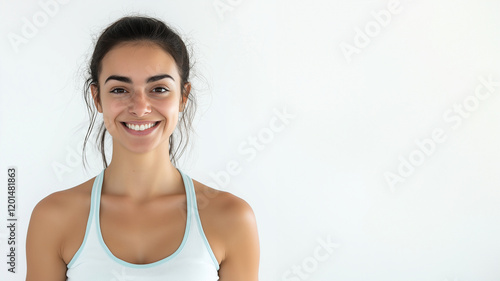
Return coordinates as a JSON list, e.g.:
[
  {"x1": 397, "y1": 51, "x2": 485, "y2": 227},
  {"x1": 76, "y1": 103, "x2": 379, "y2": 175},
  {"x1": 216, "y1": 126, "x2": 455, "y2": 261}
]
[
  {"x1": 187, "y1": 172, "x2": 221, "y2": 271},
  {"x1": 67, "y1": 170, "x2": 100, "y2": 268},
  {"x1": 95, "y1": 168, "x2": 191, "y2": 268}
]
